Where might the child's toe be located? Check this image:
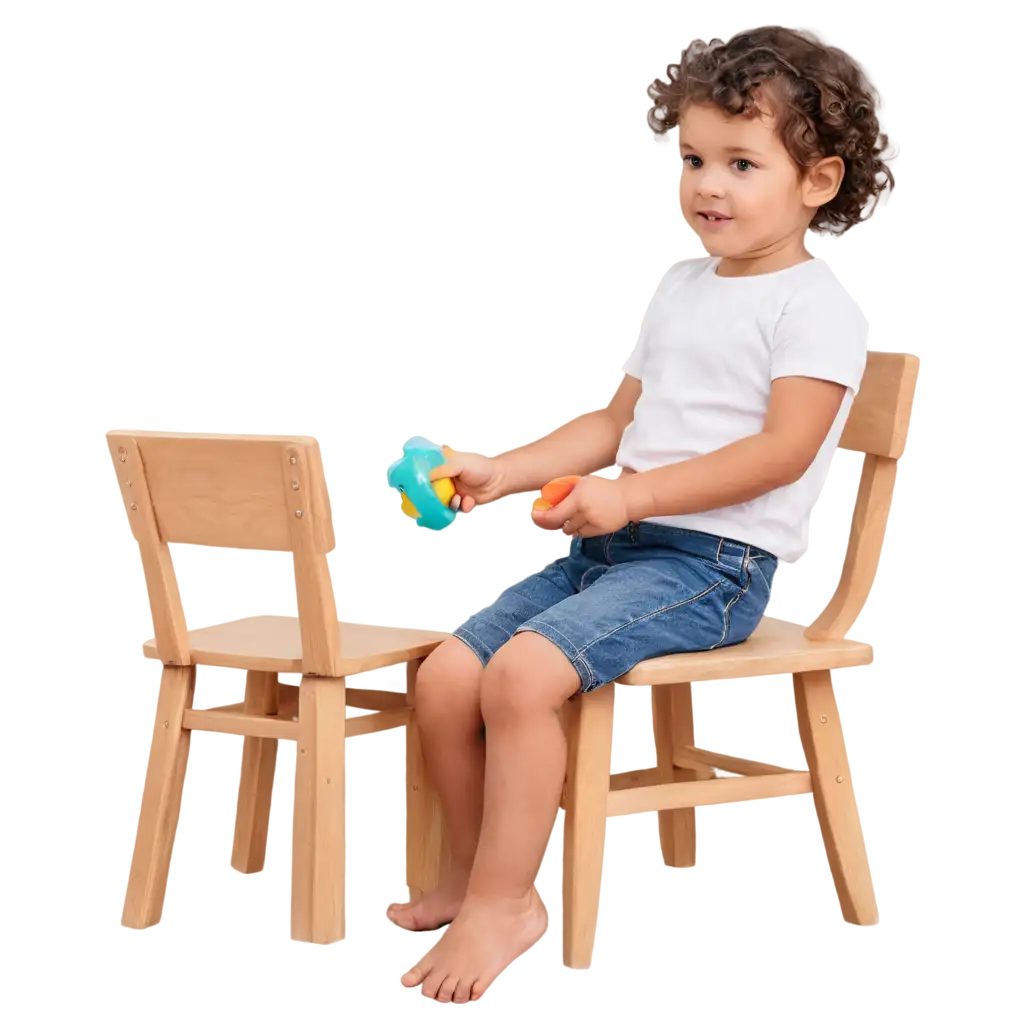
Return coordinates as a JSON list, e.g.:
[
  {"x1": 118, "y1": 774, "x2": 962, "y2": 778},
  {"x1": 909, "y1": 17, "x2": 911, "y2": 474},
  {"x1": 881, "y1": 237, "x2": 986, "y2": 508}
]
[
  {"x1": 401, "y1": 964, "x2": 427, "y2": 988},
  {"x1": 435, "y1": 975, "x2": 459, "y2": 1002},
  {"x1": 420, "y1": 968, "x2": 448, "y2": 1000}
]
